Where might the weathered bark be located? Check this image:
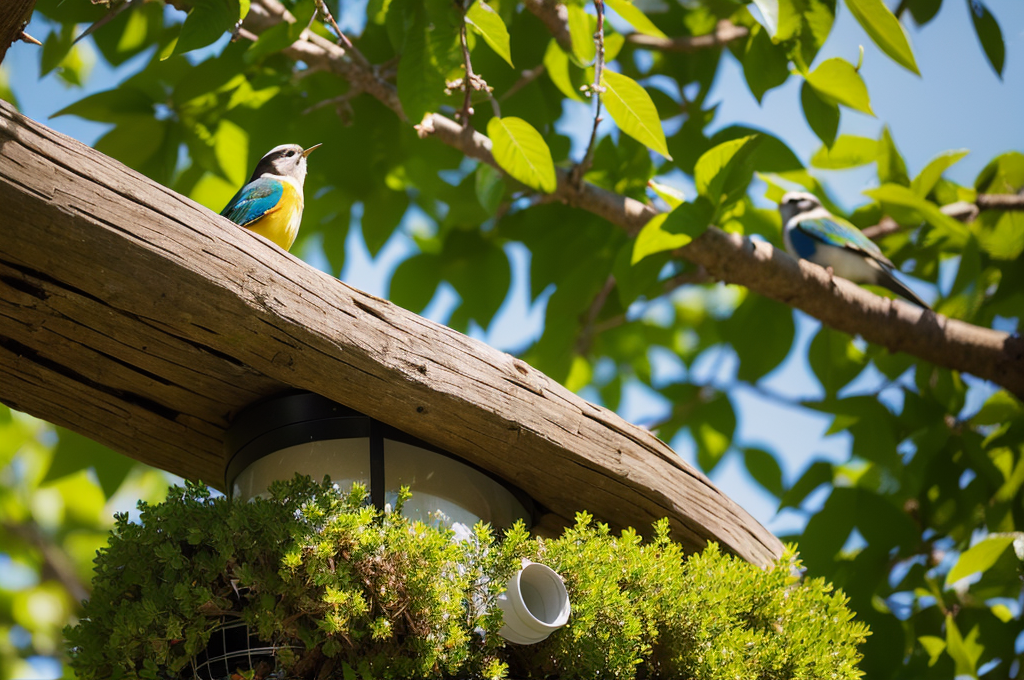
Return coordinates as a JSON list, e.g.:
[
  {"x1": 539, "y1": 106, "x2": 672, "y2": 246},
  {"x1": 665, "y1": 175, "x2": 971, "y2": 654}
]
[
  {"x1": 0, "y1": 101, "x2": 784, "y2": 566},
  {"x1": 0, "y1": 0, "x2": 38, "y2": 64}
]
